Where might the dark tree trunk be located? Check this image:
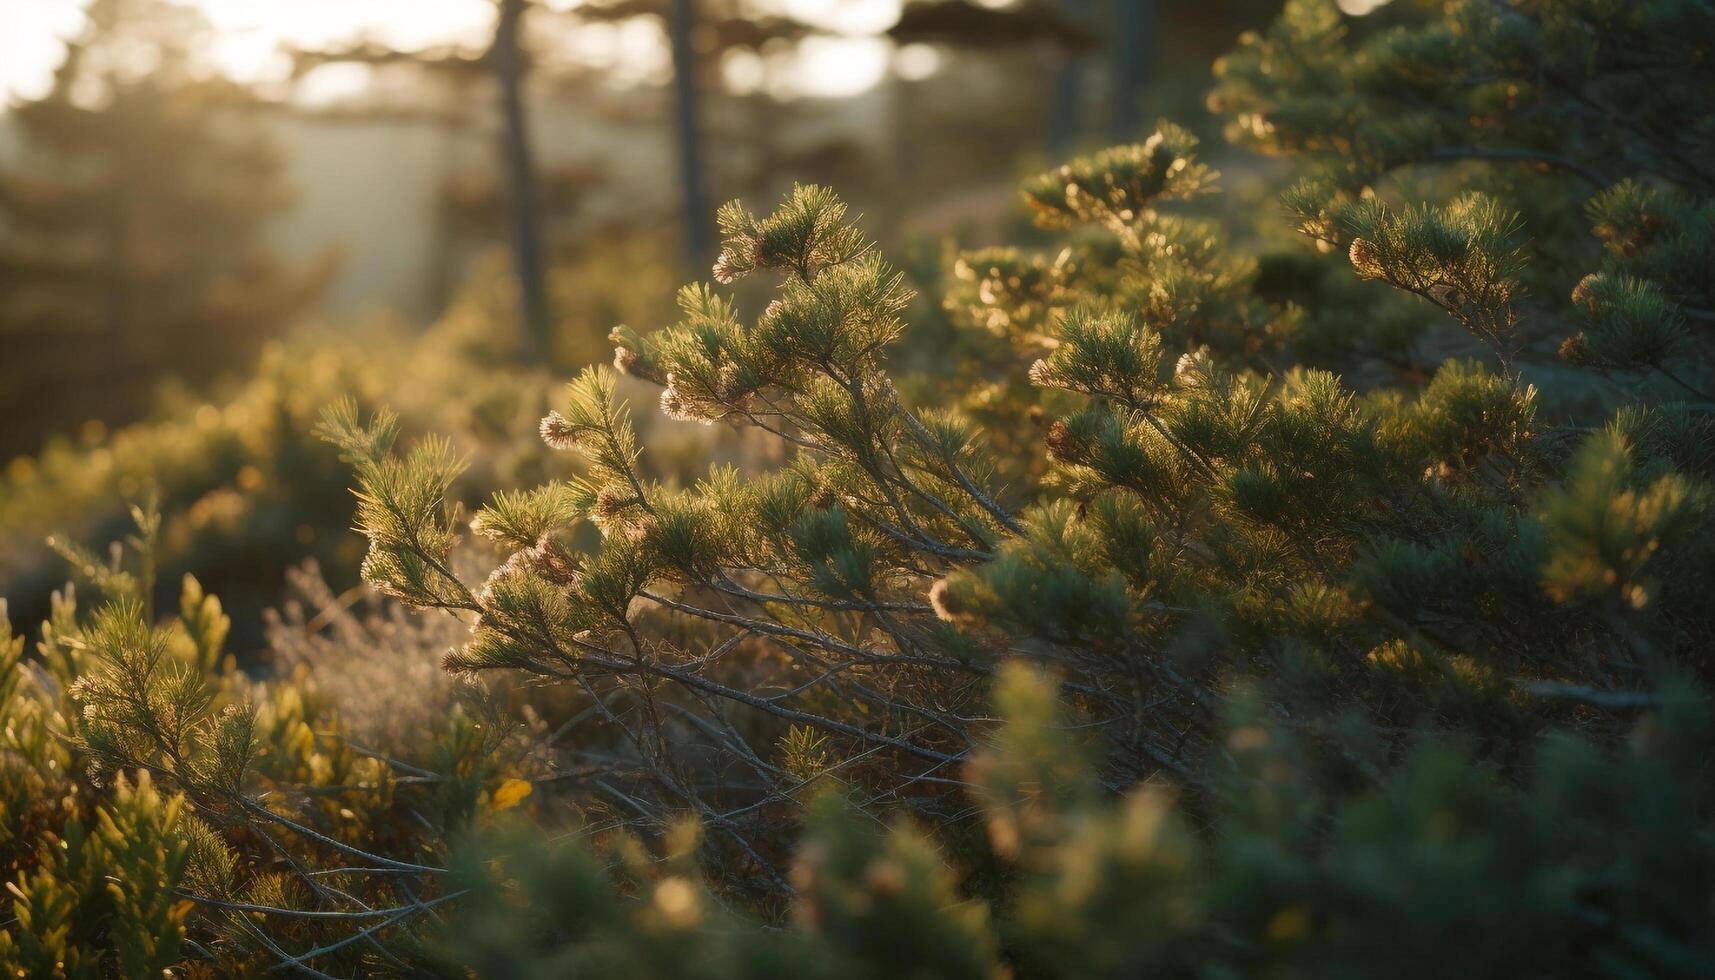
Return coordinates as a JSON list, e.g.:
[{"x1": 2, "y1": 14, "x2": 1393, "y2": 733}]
[
  {"x1": 1046, "y1": 0, "x2": 1092, "y2": 156},
  {"x1": 106, "y1": 194, "x2": 130, "y2": 349},
  {"x1": 1108, "y1": 0, "x2": 1157, "y2": 143},
  {"x1": 670, "y1": 0, "x2": 712, "y2": 265},
  {"x1": 426, "y1": 117, "x2": 462, "y2": 319},
  {"x1": 492, "y1": 0, "x2": 552, "y2": 362}
]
